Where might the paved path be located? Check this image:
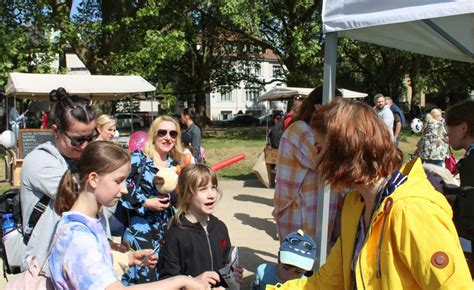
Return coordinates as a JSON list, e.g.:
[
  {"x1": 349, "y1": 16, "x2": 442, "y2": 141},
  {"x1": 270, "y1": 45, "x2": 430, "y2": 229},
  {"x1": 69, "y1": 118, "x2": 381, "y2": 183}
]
[{"x1": 0, "y1": 179, "x2": 278, "y2": 289}]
